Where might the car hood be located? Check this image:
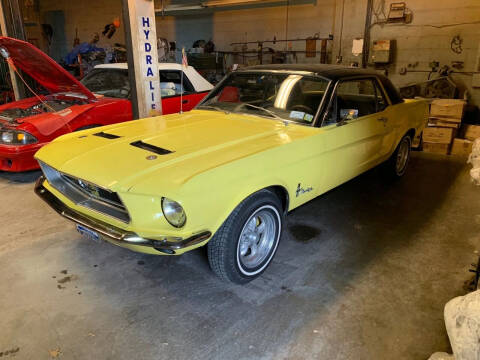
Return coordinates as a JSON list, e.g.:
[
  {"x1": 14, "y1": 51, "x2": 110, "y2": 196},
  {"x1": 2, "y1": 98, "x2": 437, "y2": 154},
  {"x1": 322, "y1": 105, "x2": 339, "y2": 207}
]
[
  {"x1": 35, "y1": 110, "x2": 315, "y2": 192},
  {"x1": 0, "y1": 37, "x2": 95, "y2": 100}
]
